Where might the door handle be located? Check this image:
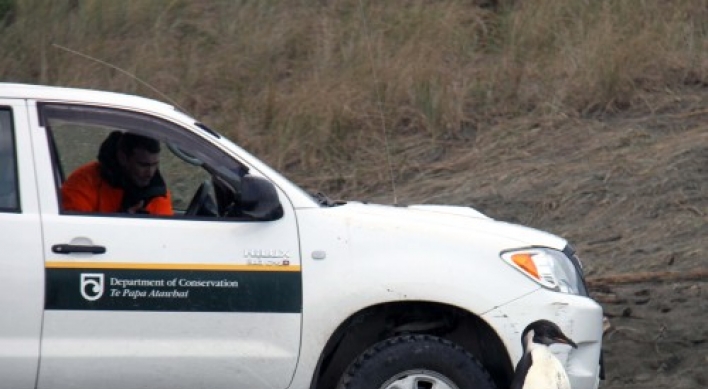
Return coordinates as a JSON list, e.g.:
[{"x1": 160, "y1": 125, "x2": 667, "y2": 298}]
[{"x1": 52, "y1": 244, "x2": 106, "y2": 255}]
